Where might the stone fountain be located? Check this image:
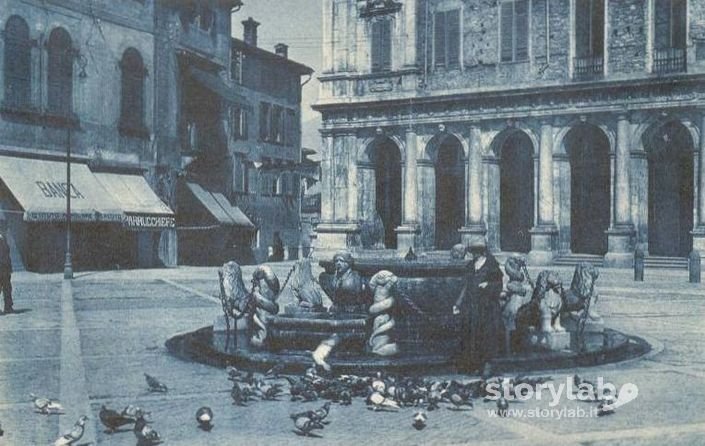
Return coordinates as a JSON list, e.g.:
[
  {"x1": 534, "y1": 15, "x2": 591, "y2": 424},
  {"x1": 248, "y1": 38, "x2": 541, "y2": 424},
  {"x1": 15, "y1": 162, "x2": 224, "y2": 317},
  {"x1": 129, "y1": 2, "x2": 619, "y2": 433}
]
[{"x1": 166, "y1": 247, "x2": 650, "y2": 375}]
